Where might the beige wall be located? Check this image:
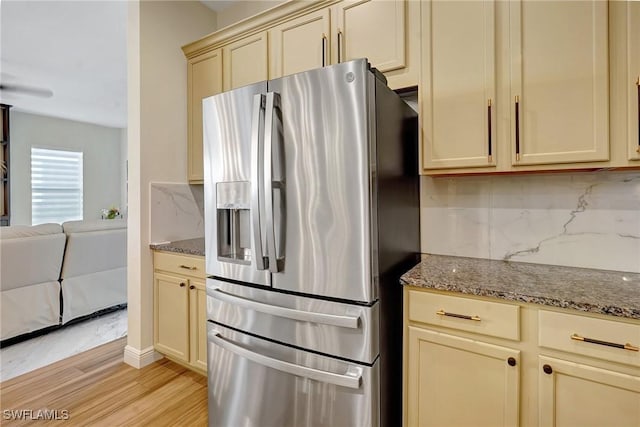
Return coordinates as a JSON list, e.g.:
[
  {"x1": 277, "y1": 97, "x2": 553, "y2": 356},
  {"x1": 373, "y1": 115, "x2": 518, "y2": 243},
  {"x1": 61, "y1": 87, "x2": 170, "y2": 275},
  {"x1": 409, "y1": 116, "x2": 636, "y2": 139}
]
[
  {"x1": 10, "y1": 111, "x2": 123, "y2": 225},
  {"x1": 216, "y1": 0, "x2": 285, "y2": 29},
  {"x1": 125, "y1": 0, "x2": 217, "y2": 366}
]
